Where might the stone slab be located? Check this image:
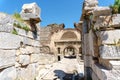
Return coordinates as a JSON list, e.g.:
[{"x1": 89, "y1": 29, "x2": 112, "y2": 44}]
[
  {"x1": 34, "y1": 47, "x2": 40, "y2": 54},
  {"x1": 0, "y1": 13, "x2": 14, "y2": 25},
  {"x1": 20, "y1": 47, "x2": 28, "y2": 55},
  {"x1": 110, "y1": 61, "x2": 120, "y2": 66},
  {"x1": 94, "y1": 16, "x2": 109, "y2": 28},
  {"x1": 98, "y1": 30, "x2": 120, "y2": 44},
  {"x1": 15, "y1": 27, "x2": 27, "y2": 37},
  {"x1": 0, "y1": 24, "x2": 13, "y2": 33},
  {"x1": 19, "y1": 55, "x2": 30, "y2": 66},
  {"x1": 26, "y1": 46, "x2": 34, "y2": 54},
  {"x1": 15, "y1": 27, "x2": 40, "y2": 40},
  {"x1": 27, "y1": 31, "x2": 34, "y2": 39},
  {"x1": 111, "y1": 14, "x2": 120, "y2": 27},
  {"x1": 91, "y1": 63, "x2": 107, "y2": 80},
  {"x1": 109, "y1": 61, "x2": 120, "y2": 69},
  {"x1": 92, "y1": 64, "x2": 120, "y2": 79},
  {"x1": 17, "y1": 63, "x2": 38, "y2": 80},
  {"x1": 94, "y1": 14, "x2": 120, "y2": 28},
  {"x1": 0, "y1": 67, "x2": 16, "y2": 80},
  {"x1": 84, "y1": 0, "x2": 98, "y2": 7},
  {"x1": 0, "y1": 50, "x2": 16, "y2": 69},
  {"x1": 0, "y1": 32, "x2": 22, "y2": 49},
  {"x1": 21, "y1": 13, "x2": 40, "y2": 20},
  {"x1": 33, "y1": 40, "x2": 40, "y2": 47},
  {"x1": 99, "y1": 45, "x2": 120, "y2": 59},
  {"x1": 93, "y1": 7, "x2": 111, "y2": 16},
  {"x1": 22, "y1": 37, "x2": 34, "y2": 46},
  {"x1": 22, "y1": 37, "x2": 40, "y2": 47},
  {"x1": 105, "y1": 69, "x2": 120, "y2": 80},
  {"x1": 30, "y1": 54, "x2": 39, "y2": 63}
]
